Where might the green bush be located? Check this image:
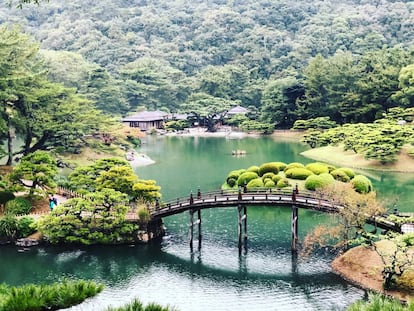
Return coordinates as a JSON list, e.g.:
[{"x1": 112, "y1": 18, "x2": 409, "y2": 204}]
[
  {"x1": 106, "y1": 298, "x2": 176, "y2": 311},
  {"x1": 137, "y1": 206, "x2": 150, "y2": 222},
  {"x1": 221, "y1": 182, "x2": 236, "y2": 190},
  {"x1": 258, "y1": 162, "x2": 279, "y2": 176},
  {"x1": 5, "y1": 198, "x2": 32, "y2": 215},
  {"x1": 0, "y1": 215, "x2": 19, "y2": 240},
  {"x1": 273, "y1": 162, "x2": 287, "y2": 171},
  {"x1": 261, "y1": 172, "x2": 275, "y2": 181},
  {"x1": 0, "y1": 280, "x2": 104, "y2": 311},
  {"x1": 226, "y1": 169, "x2": 245, "y2": 182},
  {"x1": 338, "y1": 167, "x2": 355, "y2": 178},
  {"x1": 237, "y1": 172, "x2": 259, "y2": 186},
  {"x1": 227, "y1": 178, "x2": 237, "y2": 187},
  {"x1": 0, "y1": 191, "x2": 15, "y2": 208},
  {"x1": 272, "y1": 174, "x2": 283, "y2": 183},
  {"x1": 285, "y1": 168, "x2": 314, "y2": 180},
  {"x1": 351, "y1": 175, "x2": 373, "y2": 193},
  {"x1": 327, "y1": 164, "x2": 337, "y2": 172},
  {"x1": 330, "y1": 169, "x2": 351, "y2": 182},
  {"x1": 305, "y1": 163, "x2": 329, "y2": 175},
  {"x1": 347, "y1": 293, "x2": 414, "y2": 311},
  {"x1": 284, "y1": 162, "x2": 305, "y2": 171},
  {"x1": 276, "y1": 178, "x2": 290, "y2": 188},
  {"x1": 305, "y1": 173, "x2": 335, "y2": 191},
  {"x1": 246, "y1": 178, "x2": 264, "y2": 189},
  {"x1": 246, "y1": 166, "x2": 260, "y2": 173},
  {"x1": 264, "y1": 180, "x2": 275, "y2": 188},
  {"x1": 17, "y1": 217, "x2": 36, "y2": 238}
]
